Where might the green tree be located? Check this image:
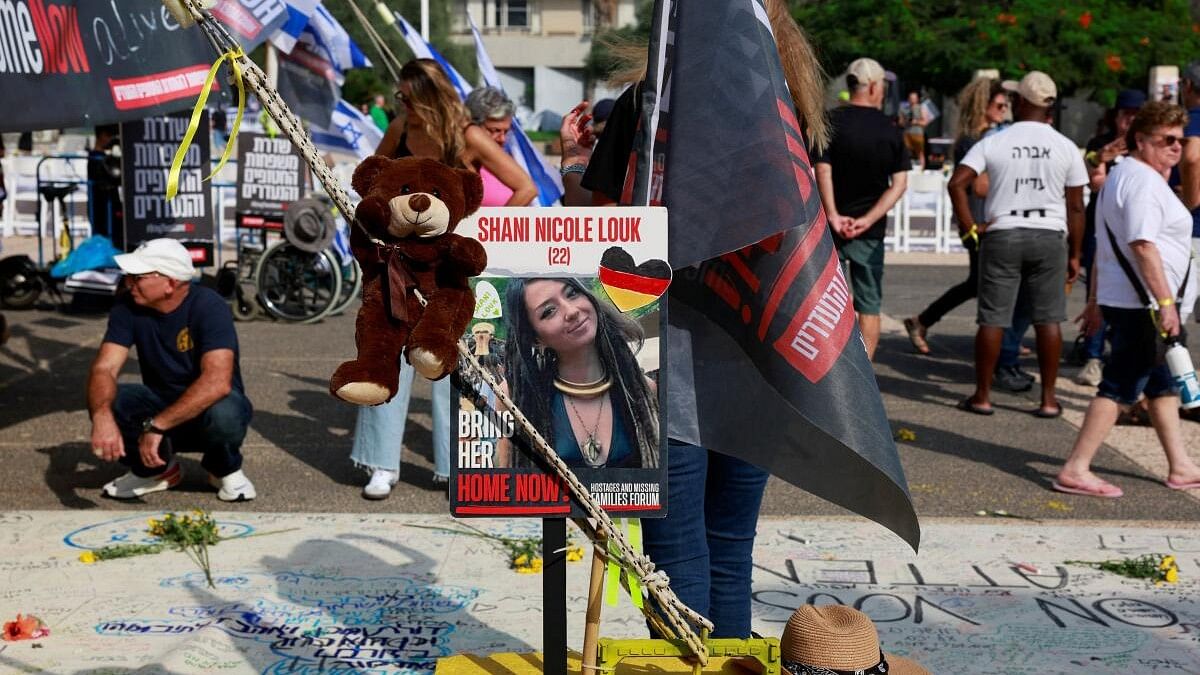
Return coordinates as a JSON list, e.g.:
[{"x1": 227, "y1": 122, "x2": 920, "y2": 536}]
[
  {"x1": 791, "y1": 0, "x2": 1200, "y2": 104},
  {"x1": 321, "y1": 0, "x2": 479, "y2": 106},
  {"x1": 584, "y1": 1, "x2": 653, "y2": 85}
]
